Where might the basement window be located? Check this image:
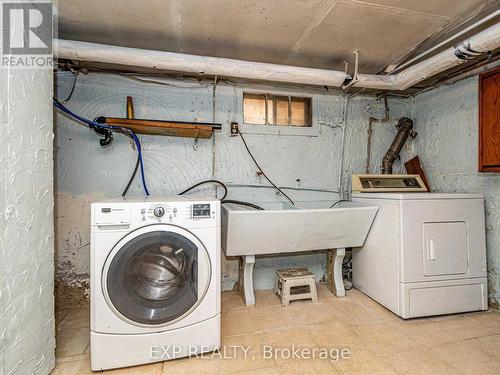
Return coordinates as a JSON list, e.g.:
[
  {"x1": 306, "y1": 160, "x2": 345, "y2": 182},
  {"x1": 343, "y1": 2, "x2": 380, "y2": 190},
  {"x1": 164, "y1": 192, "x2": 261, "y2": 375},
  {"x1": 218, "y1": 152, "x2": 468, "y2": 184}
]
[{"x1": 243, "y1": 93, "x2": 312, "y2": 127}]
